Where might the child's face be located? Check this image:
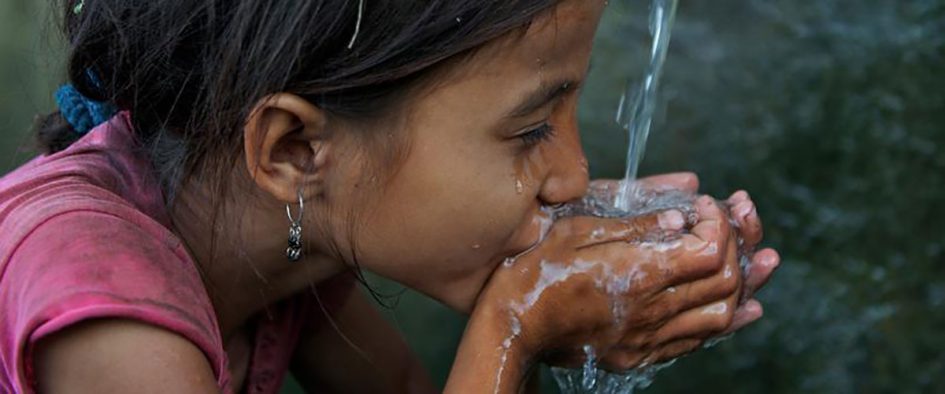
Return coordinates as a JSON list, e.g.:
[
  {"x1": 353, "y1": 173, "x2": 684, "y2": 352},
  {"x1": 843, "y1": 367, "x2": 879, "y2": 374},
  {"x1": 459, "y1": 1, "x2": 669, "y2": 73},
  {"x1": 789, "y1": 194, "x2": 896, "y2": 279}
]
[{"x1": 332, "y1": 0, "x2": 606, "y2": 313}]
